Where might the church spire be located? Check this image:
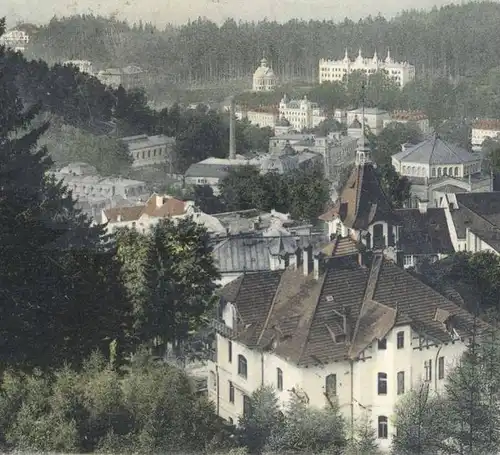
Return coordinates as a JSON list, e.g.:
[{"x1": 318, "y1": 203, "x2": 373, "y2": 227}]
[{"x1": 355, "y1": 81, "x2": 372, "y2": 166}]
